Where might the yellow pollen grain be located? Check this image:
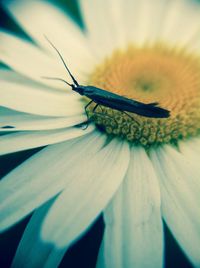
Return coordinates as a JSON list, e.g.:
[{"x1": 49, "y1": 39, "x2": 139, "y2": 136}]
[{"x1": 87, "y1": 44, "x2": 200, "y2": 146}]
